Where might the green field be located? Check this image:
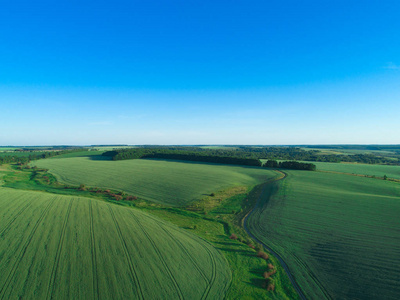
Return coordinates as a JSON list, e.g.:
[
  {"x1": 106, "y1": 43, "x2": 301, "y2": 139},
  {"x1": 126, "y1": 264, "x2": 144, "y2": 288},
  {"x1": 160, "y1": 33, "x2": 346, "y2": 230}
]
[
  {"x1": 33, "y1": 157, "x2": 278, "y2": 206},
  {"x1": 247, "y1": 171, "x2": 400, "y2": 299},
  {"x1": 0, "y1": 187, "x2": 231, "y2": 299},
  {"x1": 310, "y1": 161, "x2": 400, "y2": 180}
]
